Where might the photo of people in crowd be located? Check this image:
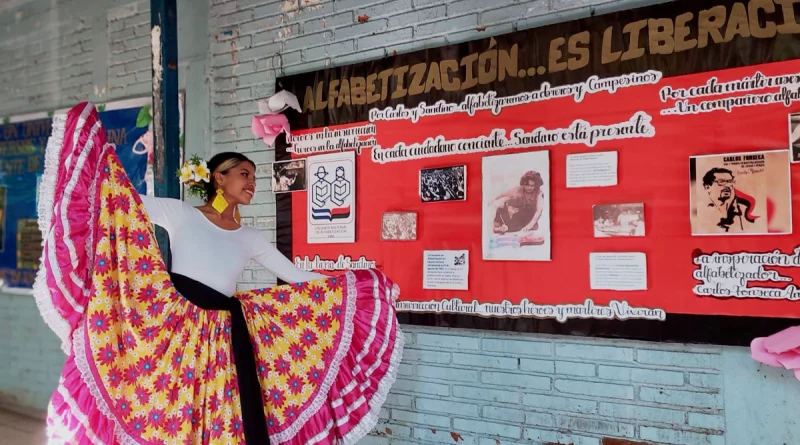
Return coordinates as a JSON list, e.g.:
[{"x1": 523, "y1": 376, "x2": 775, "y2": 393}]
[
  {"x1": 689, "y1": 150, "x2": 791, "y2": 235},
  {"x1": 271, "y1": 159, "x2": 306, "y2": 193},
  {"x1": 482, "y1": 151, "x2": 550, "y2": 261},
  {"x1": 419, "y1": 165, "x2": 466, "y2": 202},
  {"x1": 381, "y1": 212, "x2": 417, "y2": 241},
  {"x1": 593, "y1": 203, "x2": 645, "y2": 237}
]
